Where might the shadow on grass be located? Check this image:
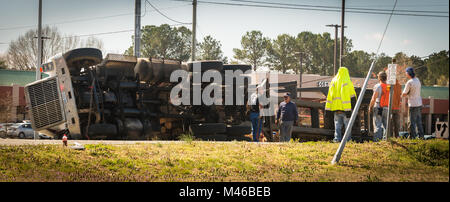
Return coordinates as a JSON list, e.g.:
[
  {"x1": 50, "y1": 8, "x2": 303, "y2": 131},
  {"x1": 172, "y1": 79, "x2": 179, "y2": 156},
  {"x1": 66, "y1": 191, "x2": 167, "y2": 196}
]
[{"x1": 389, "y1": 139, "x2": 449, "y2": 167}]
